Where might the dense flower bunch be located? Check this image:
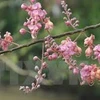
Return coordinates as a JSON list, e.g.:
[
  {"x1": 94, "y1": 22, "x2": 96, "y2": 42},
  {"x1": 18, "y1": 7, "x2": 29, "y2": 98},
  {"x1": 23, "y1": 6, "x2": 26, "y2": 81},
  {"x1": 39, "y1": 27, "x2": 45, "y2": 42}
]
[
  {"x1": 0, "y1": 0, "x2": 100, "y2": 93},
  {"x1": 84, "y1": 34, "x2": 100, "y2": 62},
  {"x1": 44, "y1": 35, "x2": 81, "y2": 74},
  {"x1": 84, "y1": 34, "x2": 95, "y2": 57},
  {"x1": 80, "y1": 63, "x2": 100, "y2": 85},
  {"x1": 20, "y1": 0, "x2": 53, "y2": 39},
  {"x1": 44, "y1": 35, "x2": 59, "y2": 60},
  {"x1": 0, "y1": 32, "x2": 13, "y2": 51}
]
